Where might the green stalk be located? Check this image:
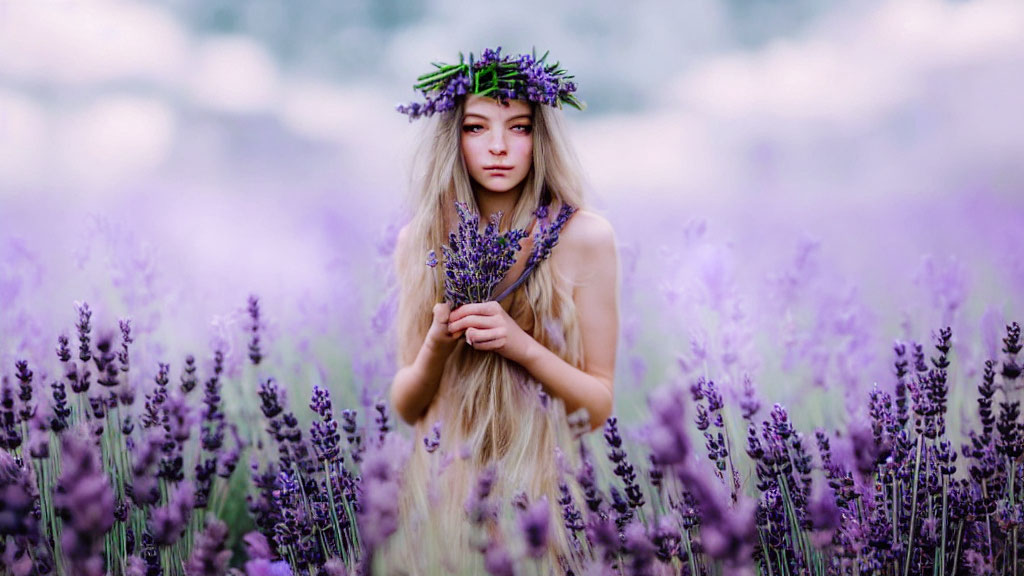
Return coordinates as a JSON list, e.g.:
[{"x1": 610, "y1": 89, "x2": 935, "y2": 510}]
[
  {"x1": 903, "y1": 435, "x2": 924, "y2": 576},
  {"x1": 680, "y1": 525, "x2": 697, "y2": 576},
  {"x1": 950, "y1": 520, "x2": 963, "y2": 576},
  {"x1": 892, "y1": 475, "x2": 899, "y2": 551},
  {"x1": 982, "y1": 479, "x2": 994, "y2": 558},
  {"x1": 777, "y1": 474, "x2": 812, "y2": 575},
  {"x1": 323, "y1": 460, "x2": 348, "y2": 564},
  {"x1": 940, "y1": 474, "x2": 948, "y2": 575},
  {"x1": 758, "y1": 530, "x2": 775, "y2": 576},
  {"x1": 1014, "y1": 527, "x2": 1019, "y2": 576},
  {"x1": 294, "y1": 464, "x2": 332, "y2": 562}
]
